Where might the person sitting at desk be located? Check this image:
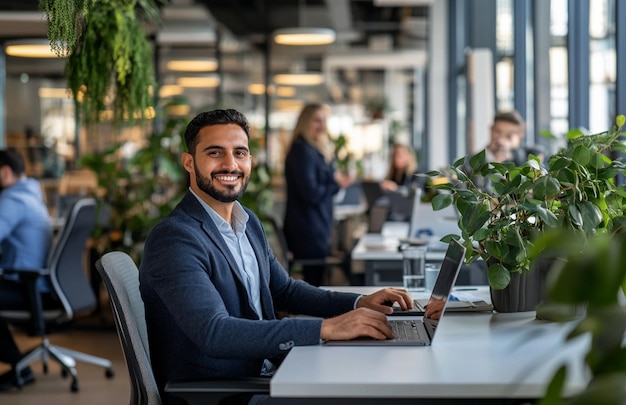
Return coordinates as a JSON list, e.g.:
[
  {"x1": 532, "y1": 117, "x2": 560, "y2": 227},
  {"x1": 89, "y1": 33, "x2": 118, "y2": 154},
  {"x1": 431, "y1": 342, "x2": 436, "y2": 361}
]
[
  {"x1": 0, "y1": 149, "x2": 53, "y2": 391},
  {"x1": 380, "y1": 142, "x2": 424, "y2": 194},
  {"x1": 139, "y1": 109, "x2": 414, "y2": 405}
]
